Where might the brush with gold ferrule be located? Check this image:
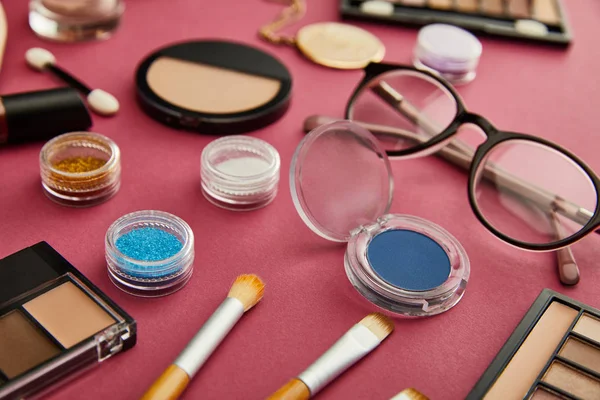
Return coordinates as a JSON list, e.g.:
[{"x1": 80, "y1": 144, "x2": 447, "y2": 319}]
[
  {"x1": 267, "y1": 313, "x2": 395, "y2": 400},
  {"x1": 141, "y1": 274, "x2": 265, "y2": 400}
]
